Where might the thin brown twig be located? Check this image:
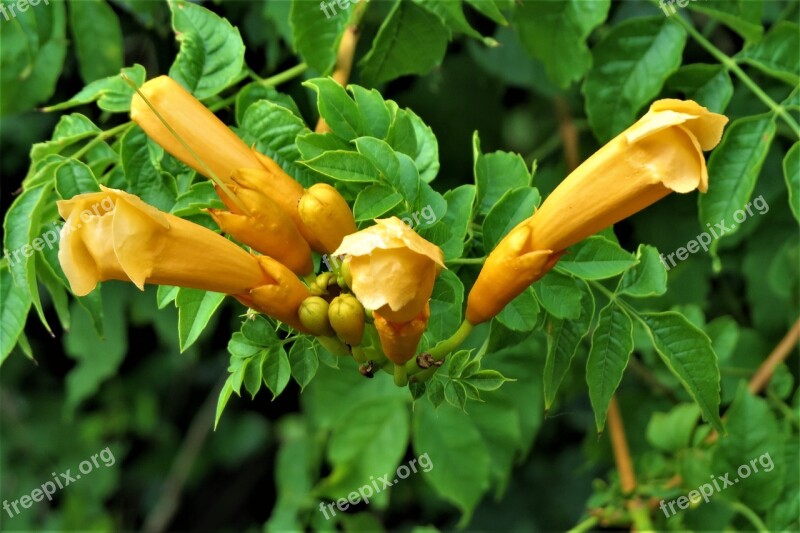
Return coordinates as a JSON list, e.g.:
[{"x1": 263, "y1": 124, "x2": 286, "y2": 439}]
[{"x1": 555, "y1": 96, "x2": 580, "y2": 172}]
